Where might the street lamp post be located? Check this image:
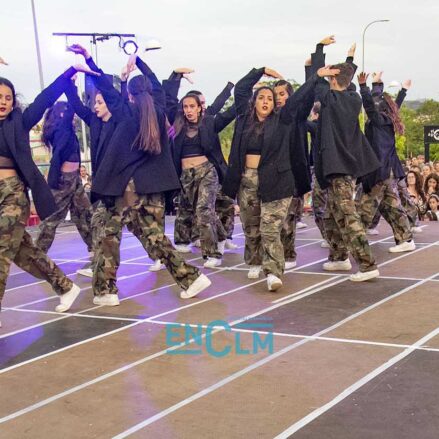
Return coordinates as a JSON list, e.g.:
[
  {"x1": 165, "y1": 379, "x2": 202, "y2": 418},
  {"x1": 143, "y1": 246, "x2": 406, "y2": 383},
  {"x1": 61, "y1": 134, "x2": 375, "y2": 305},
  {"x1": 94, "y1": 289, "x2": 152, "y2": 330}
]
[
  {"x1": 361, "y1": 19, "x2": 390, "y2": 72},
  {"x1": 31, "y1": 0, "x2": 45, "y2": 90}
]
